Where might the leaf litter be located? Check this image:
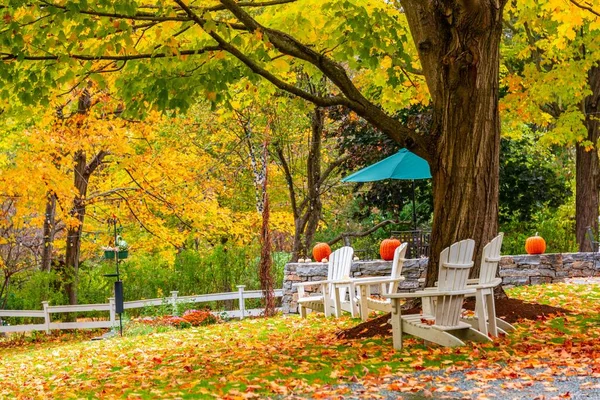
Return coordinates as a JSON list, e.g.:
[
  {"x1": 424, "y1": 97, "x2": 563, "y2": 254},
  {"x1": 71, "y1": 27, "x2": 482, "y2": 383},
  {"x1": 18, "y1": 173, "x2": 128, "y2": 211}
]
[{"x1": 0, "y1": 282, "x2": 598, "y2": 399}]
